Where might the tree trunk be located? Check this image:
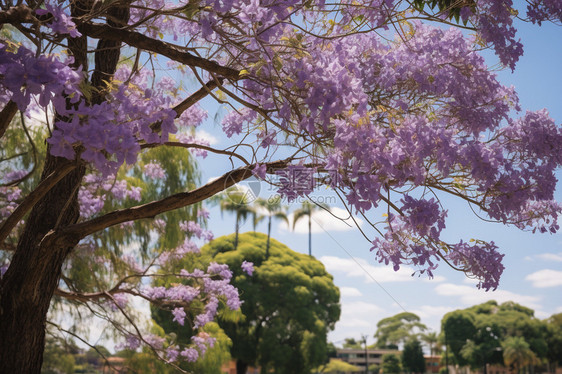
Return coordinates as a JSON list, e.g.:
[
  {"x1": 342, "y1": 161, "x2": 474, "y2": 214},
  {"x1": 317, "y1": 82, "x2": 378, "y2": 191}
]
[
  {"x1": 308, "y1": 215, "x2": 312, "y2": 256},
  {"x1": 235, "y1": 212, "x2": 240, "y2": 250},
  {"x1": 0, "y1": 1, "x2": 129, "y2": 370},
  {"x1": 266, "y1": 216, "x2": 271, "y2": 258},
  {"x1": 0, "y1": 154, "x2": 85, "y2": 372},
  {"x1": 236, "y1": 360, "x2": 249, "y2": 374}
]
